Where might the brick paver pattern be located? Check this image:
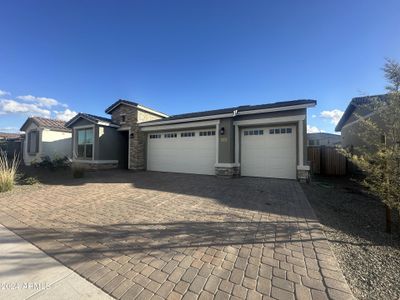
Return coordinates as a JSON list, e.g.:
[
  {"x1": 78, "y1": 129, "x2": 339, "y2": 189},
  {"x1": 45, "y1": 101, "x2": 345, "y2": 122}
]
[{"x1": 0, "y1": 171, "x2": 354, "y2": 299}]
